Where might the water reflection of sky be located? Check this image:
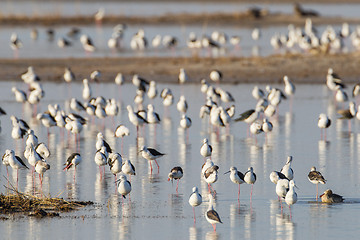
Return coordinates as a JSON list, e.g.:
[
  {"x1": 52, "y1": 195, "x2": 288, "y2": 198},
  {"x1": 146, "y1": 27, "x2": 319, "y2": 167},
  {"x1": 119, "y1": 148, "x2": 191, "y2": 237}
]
[
  {"x1": 0, "y1": 81, "x2": 360, "y2": 238},
  {"x1": 0, "y1": 23, "x2": 358, "y2": 59}
]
